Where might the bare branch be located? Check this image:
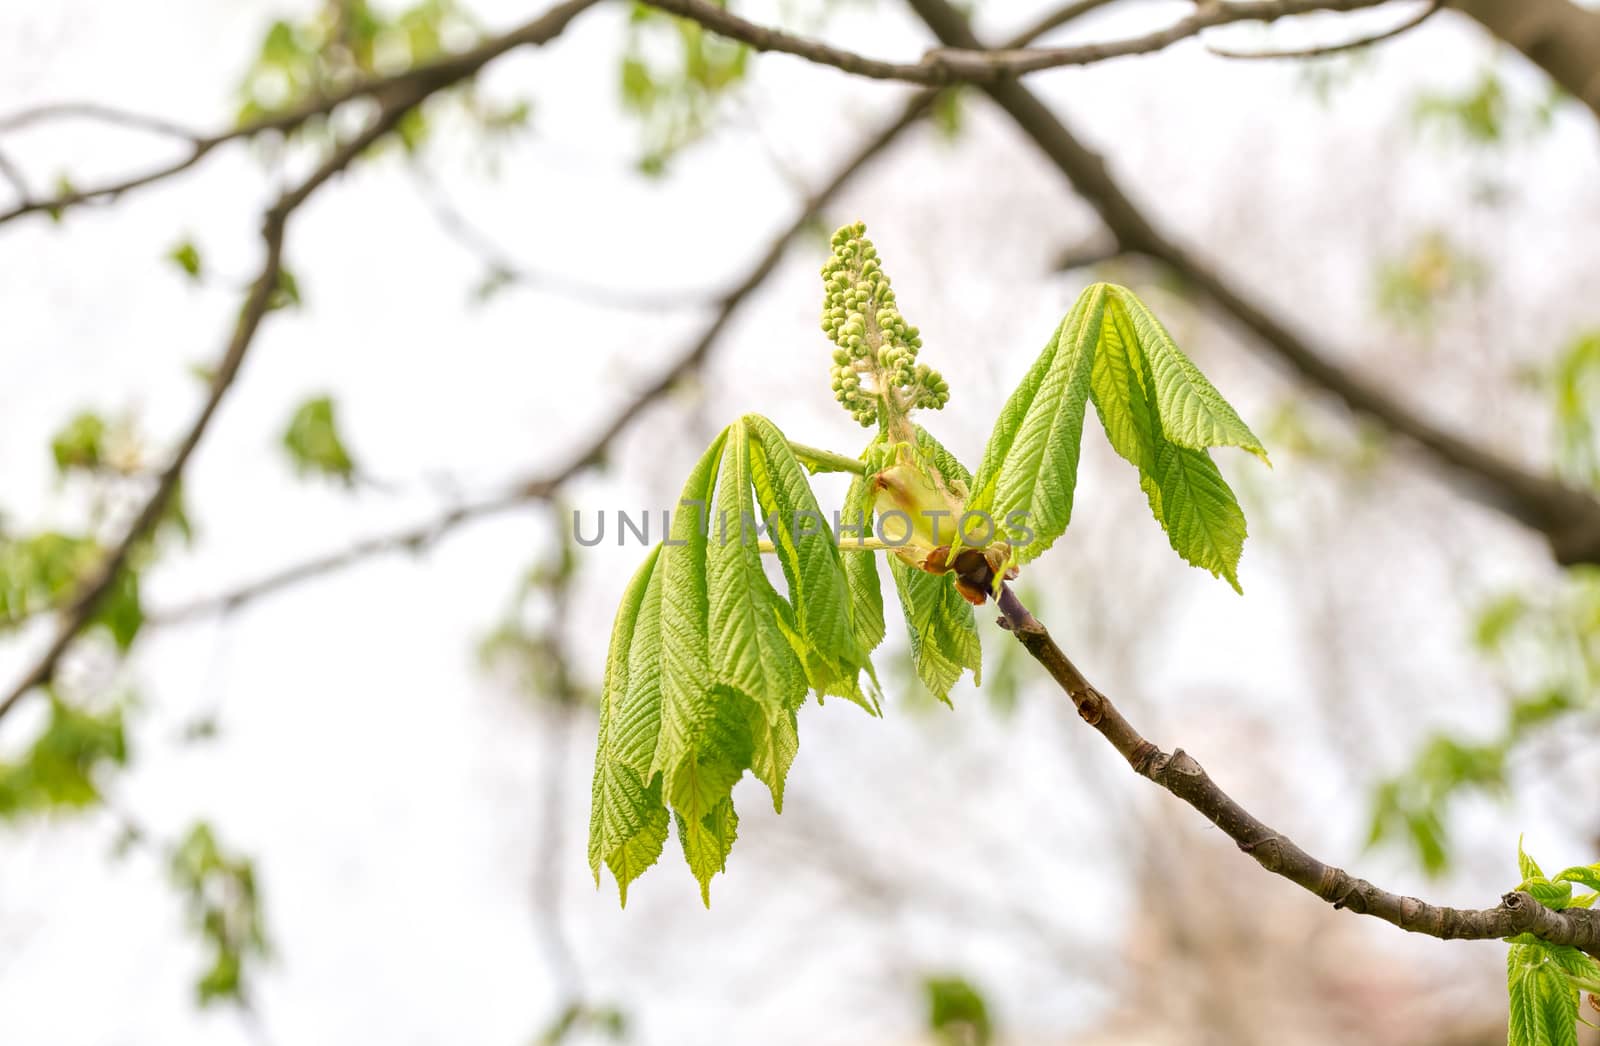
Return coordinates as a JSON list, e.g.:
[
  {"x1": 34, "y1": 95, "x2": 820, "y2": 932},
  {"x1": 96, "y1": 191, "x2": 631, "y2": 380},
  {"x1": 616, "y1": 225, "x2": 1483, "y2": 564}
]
[
  {"x1": 1208, "y1": 0, "x2": 1442, "y2": 59},
  {"x1": 0, "y1": 145, "x2": 29, "y2": 203},
  {"x1": 0, "y1": 0, "x2": 601, "y2": 722},
  {"x1": 906, "y1": 0, "x2": 1600, "y2": 567},
  {"x1": 410, "y1": 166, "x2": 718, "y2": 312},
  {"x1": 0, "y1": 0, "x2": 598, "y2": 227},
  {"x1": 1451, "y1": 0, "x2": 1600, "y2": 124},
  {"x1": 0, "y1": 101, "x2": 206, "y2": 141},
  {"x1": 639, "y1": 0, "x2": 1396, "y2": 86},
  {"x1": 994, "y1": 585, "x2": 1600, "y2": 959}
]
